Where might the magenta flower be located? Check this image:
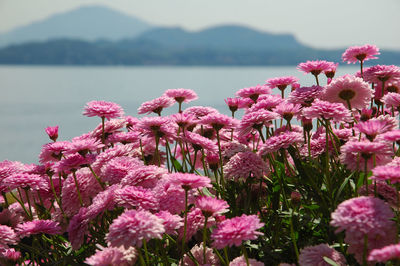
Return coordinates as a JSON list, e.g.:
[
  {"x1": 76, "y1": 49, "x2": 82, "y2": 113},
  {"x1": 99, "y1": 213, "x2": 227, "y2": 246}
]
[
  {"x1": 137, "y1": 96, "x2": 174, "y2": 115},
  {"x1": 138, "y1": 116, "x2": 177, "y2": 140},
  {"x1": 121, "y1": 165, "x2": 167, "y2": 188},
  {"x1": 224, "y1": 151, "x2": 269, "y2": 180},
  {"x1": 164, "y1": 88, "x2": 198, "y2": 103},
  {"x1": 83, "y1": 100, "x2": 124, "y2": 120},
  {"x1": 235, "y1": 84, "x2": 271, "y2": 102},
  {"x1": 183, "y1": 131, "x2": 218, "y2": 153},
  {"x1": 45, "y1": 126, "x2": 59, "y2": 142},
  {"x1": 323, "y1": 75, "x2": 373, "y2": 109},
  {"x1": 106, "y1": 209, "x2": 165, "y2": 248},
  {"x1": 302, "y1": 99, "x2": 351, "y2": 123},
  {"x1": 101, "y1": 156, "x2": 143, "y2": 184},
  {"x1": 273, "y1": 101, "x2": 301, "y2": 122},
  {"x1": 85, "y1": 246, "x2": 137, "y2": 266},
  {"x1": 230, "y1": 256, "x2": 264, "y2": 266},
  {"x1": 288, "y1": 85, "x2": 323, "y2": 106},
  {"x1": 195, "y1": 196, "x2": 229, "y2": 217},
  {"x1": 259, "y1": 132, "x2": 303, "y2": 155},
  {"x1": 297, "y1": 60, "x2": 336, "y2": 76},
  {"x1": 364, "y1": 65, "x2": 400, "y2": 84},
  {"x1": 16, "y1": 220, "x2": 61, "y2": 238},
  {"x1": 65, "y1": 137, "x2": 104, "y2": 156},
  {"x1": 368, "y1": 243, "x2": 400, "y2": 262},
  {"x1": 169, "y1": 172, "x2": 211, "y2": 190},
  {"x1": 250, "y1": 94, "x2": 284, "y2": 111},
  {"x1": 114, "y1": 185, "x2": 158, "y2": 211},
  {"x1": 211, "y1": 214, "x2": 264, "y2": 249},
  {"x1": 53, "y1": 154, "x2": 96, "y2": 174},
  {"x1": 265, "y1": 76, "x2": 299, "y2": 91},
  {"x1": 298, "y1": 244, "x2": 347, "y2": 266},
  {"x1": 238, "y1": 109, "x2": 278, "y2": 137},
  {"x1": 154, "y1": 211, "x2": 183, "y2": 235},
  {"x1": 225, "y1": 97, "x2": 253, "y2": 114},
  {"x1": 200, "y1": 113, "x2": 237, "y2": 131},
  {"x1": 342, "y1": 44, "x2": 380, "y2": 64}
]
